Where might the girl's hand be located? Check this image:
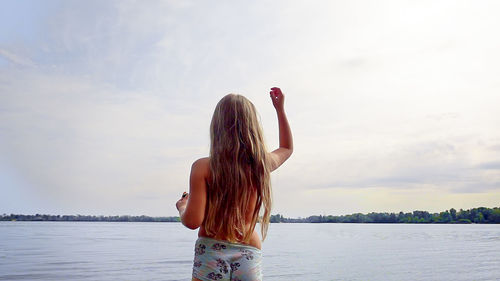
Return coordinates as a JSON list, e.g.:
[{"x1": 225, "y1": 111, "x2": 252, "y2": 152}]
[
  {"x1": 176, "y1": 192, "x2": 188, "y2": 212},
  {"x1": 270, "y1": 87, "x2": 285, "y2": 111}
]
